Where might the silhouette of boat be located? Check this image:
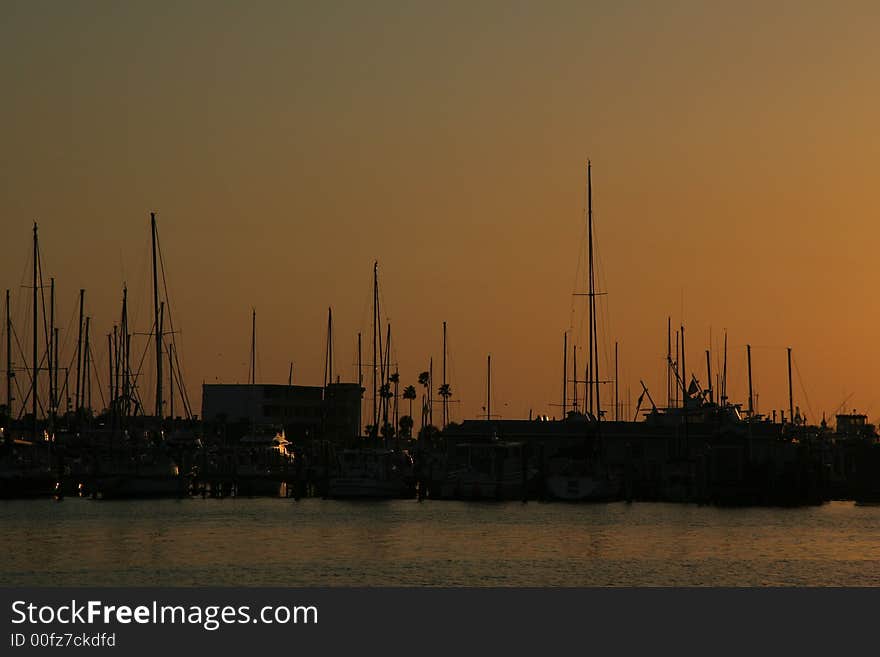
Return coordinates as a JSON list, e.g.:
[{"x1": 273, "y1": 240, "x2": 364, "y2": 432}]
[
  {"x1": 234, "y1": 427, "x2": 292, "y2": 496},
  {"x1": 440, "y1": 441, "x2": 536, "y2": 500},
  {"x1": 328, "y1": 448, "x2": 414, "y2": 498}
]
